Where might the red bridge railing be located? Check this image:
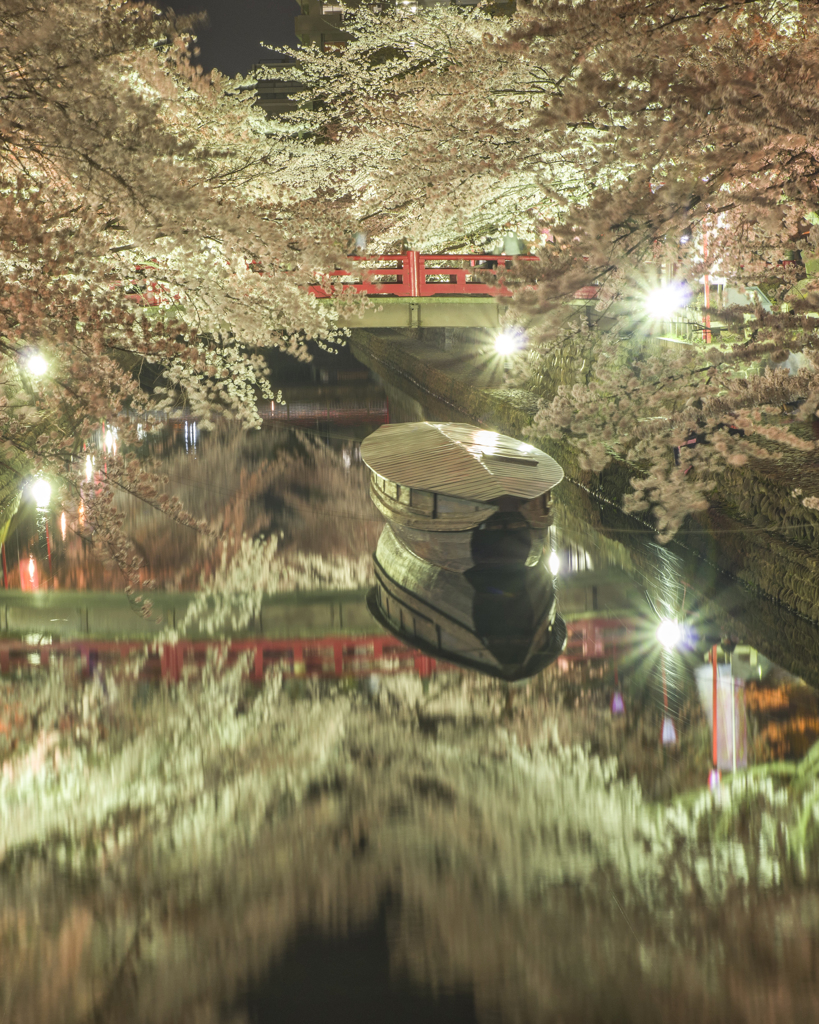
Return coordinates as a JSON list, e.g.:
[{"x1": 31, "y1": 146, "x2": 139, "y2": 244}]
[{"x1": 309, "y1": 251, "x2": 539, "y2": 300}]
